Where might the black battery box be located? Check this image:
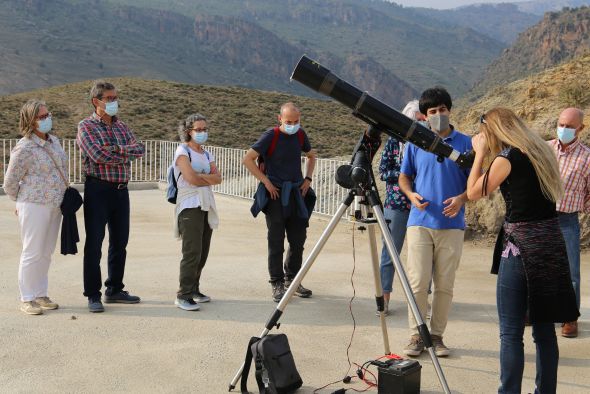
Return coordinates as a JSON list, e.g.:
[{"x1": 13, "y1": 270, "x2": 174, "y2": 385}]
[{"x1": 377, "y1": 358, "x2": 421, "y2": 394}]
